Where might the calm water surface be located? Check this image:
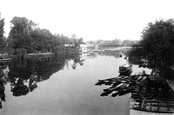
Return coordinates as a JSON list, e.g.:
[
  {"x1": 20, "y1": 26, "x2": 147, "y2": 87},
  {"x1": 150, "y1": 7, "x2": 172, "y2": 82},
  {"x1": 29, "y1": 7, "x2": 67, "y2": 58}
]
[{"x1": 0, "y1": 51, "x2": 147, "y2": 115}]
